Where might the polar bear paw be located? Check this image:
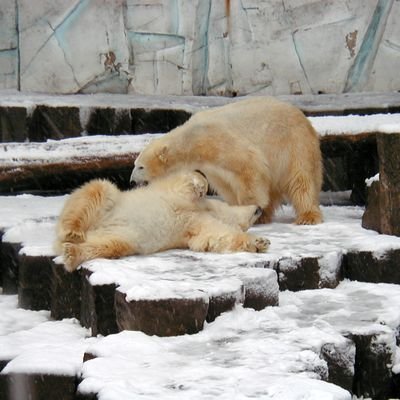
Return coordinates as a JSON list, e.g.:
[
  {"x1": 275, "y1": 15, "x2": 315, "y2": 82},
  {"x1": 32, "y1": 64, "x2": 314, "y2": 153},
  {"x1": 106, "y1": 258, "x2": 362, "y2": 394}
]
[
  {"x1": 191, "y1": 172, "x2": 209, "y2": 199},
  {"x1": 62, "y1": 242, "x2": 82, "y2": 272},
  {"x1": 254, "y1": 236, "x2": 270, "y2": 253}
]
